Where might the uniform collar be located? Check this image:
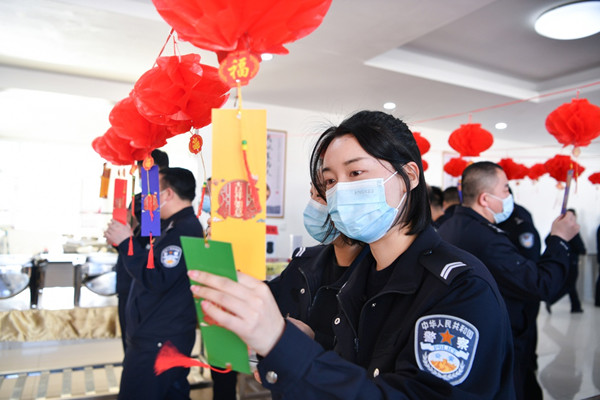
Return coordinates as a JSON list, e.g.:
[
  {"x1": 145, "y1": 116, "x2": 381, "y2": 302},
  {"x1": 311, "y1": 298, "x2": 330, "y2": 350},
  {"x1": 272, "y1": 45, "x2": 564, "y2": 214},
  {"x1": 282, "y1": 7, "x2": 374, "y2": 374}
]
[
  {"x1": 162, "y1": 206, "x2": 195, "y2": 231},
  {"x1": 454, "y1": 205, "x2": 506, "y2": 234}
]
